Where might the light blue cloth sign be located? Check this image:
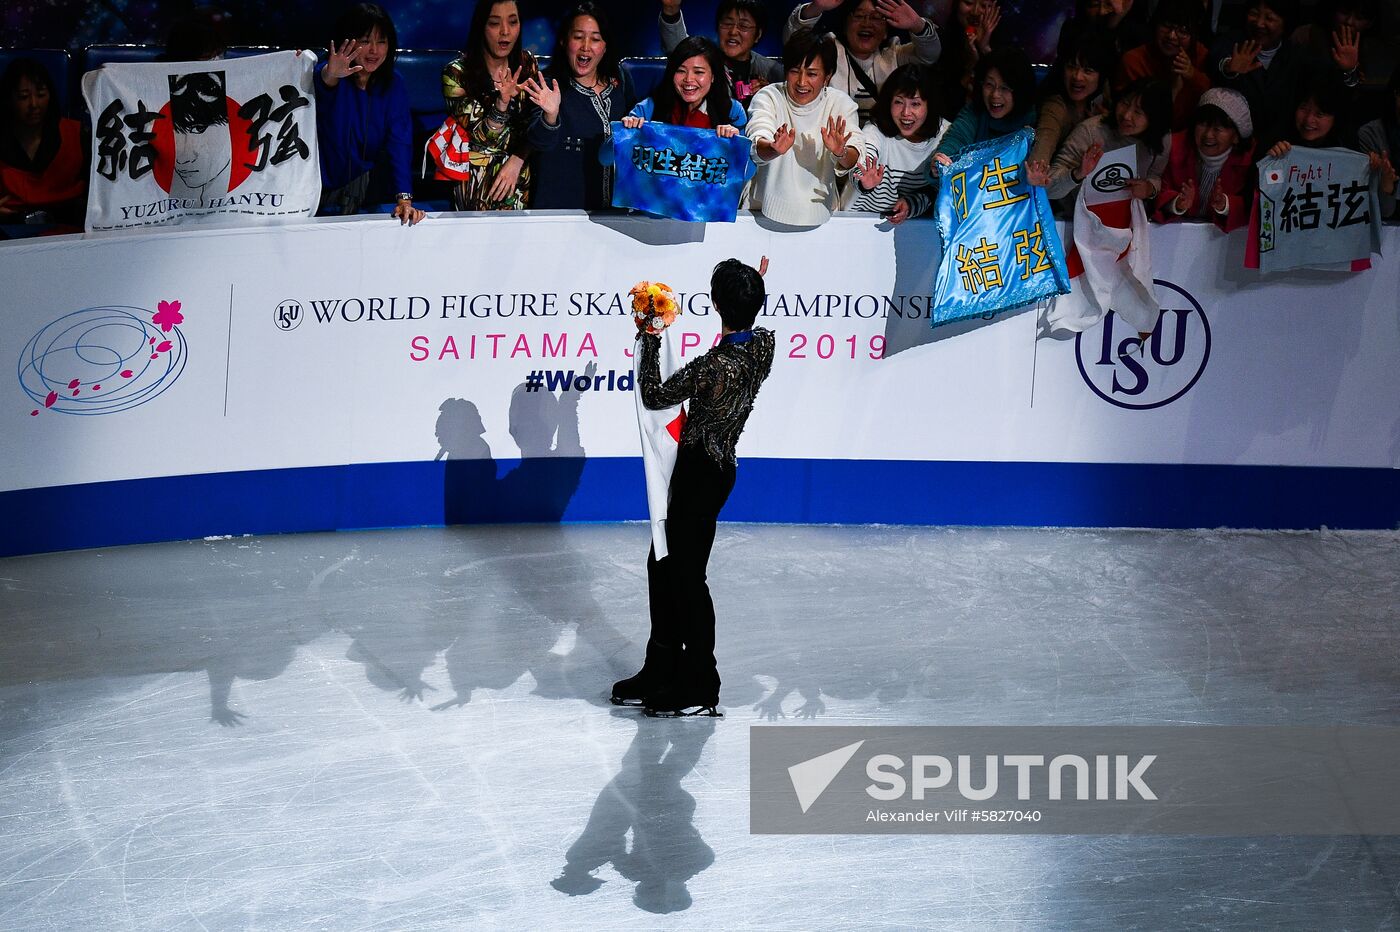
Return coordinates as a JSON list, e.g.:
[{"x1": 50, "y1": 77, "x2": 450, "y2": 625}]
[
  {"x1": 1255, "y1": 145, "x2": 1381, "y2": 273},
  {"x1": 932, "y1": 128, "x2": 1069, "y2": 327},
  {"x1": 610, "y1": 122, "x2": 754, "y2": 223}
]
